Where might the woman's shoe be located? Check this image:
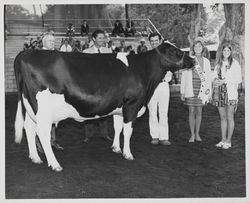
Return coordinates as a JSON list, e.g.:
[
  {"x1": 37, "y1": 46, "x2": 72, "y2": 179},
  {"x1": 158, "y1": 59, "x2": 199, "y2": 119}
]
[
  {"x1": 215, "y1": 141, "x2": 225, "y2": 147},
  {"x1": 222, "y1": 142, "x2": 231, "y2": 149},
  {"x1": 195, "y1": 137, "x2": 202, "y2": 142}
]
